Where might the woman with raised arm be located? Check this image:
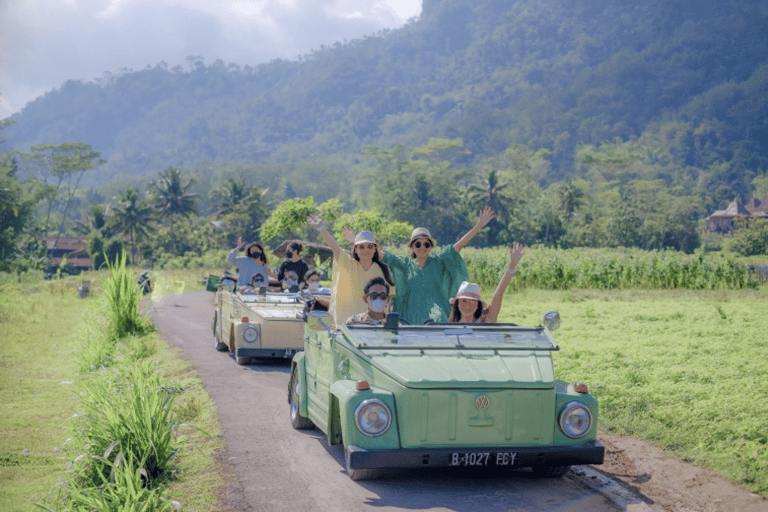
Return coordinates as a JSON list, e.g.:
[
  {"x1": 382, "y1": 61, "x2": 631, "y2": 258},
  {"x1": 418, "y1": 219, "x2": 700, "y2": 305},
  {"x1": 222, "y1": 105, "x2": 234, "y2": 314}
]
[
  {"x1": 307, "y1": 214, "x2": 394, "y2": 327},
  {"x1": 376, "y1": 207, "x2": 495, "y2": 324},
  {"x1": 227, "y1": 236, "x2": 271, "y2": 289},
  {"x1": 449, "y1": 242, "x2": 525, "y2": 323}
]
